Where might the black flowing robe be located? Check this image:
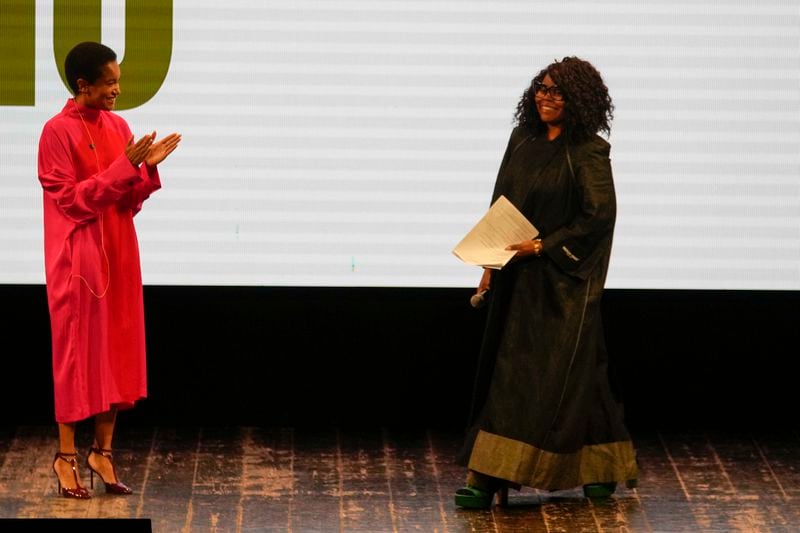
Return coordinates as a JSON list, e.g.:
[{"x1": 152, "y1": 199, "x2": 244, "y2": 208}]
[{"x1": 459, "y1": 127, "x2": 638, "y2": 490}]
